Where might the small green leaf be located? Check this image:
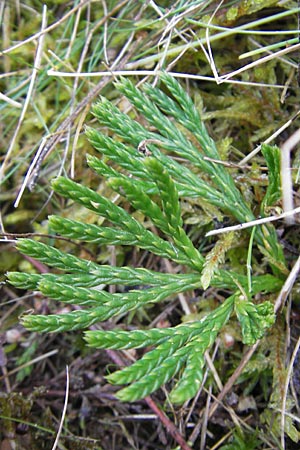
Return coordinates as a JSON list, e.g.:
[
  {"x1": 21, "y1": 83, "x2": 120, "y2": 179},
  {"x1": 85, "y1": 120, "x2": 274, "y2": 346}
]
[
  {"x1": 49, "y1": 215, "x2": 145, "y2": 246},
  {"x1": 234, "y1": 297, "x2": 275, "y2": 345},
  {"x1": 85, "y1": 327, "x2": 174, "y2": 350},
  {"x1": 169, "y1": 344, "x2": 205, "y2": 404},
  {"x1": 144, "y1": 157, "x2": 182, "y2": 229},
  {"x1": 7, "y1": 272, "x2": 43, "y2": 290},
  {"x1": 116, "y1": 352, "x2": 187, "y2": 402},
  {"x1": 261, "y1": 144, "x2": 281, "y2": 213}
]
